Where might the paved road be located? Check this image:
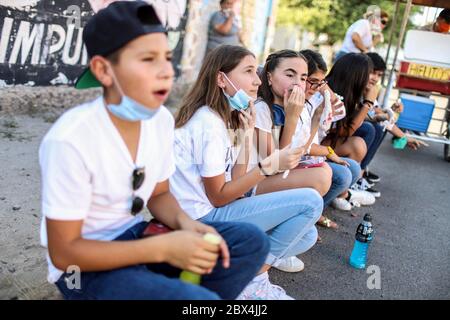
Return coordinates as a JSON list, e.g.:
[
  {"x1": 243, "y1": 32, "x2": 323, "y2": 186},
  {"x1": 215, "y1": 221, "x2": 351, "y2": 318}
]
[
  {"x1": 1, "y1": 116, "x2": 449, "y2": 300},
  {"x1": 273, "y1": 138, "x2": 450, "y2": 300}
]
